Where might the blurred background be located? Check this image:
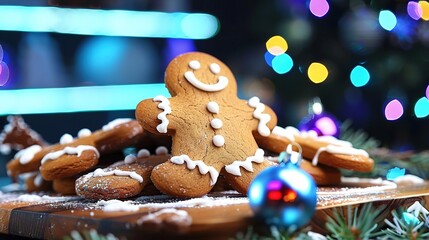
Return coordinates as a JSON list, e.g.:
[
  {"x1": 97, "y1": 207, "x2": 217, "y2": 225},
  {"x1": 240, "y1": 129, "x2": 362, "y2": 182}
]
[{"x1": 1, "y1": 0, "x2": 429, "y2": 177}]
